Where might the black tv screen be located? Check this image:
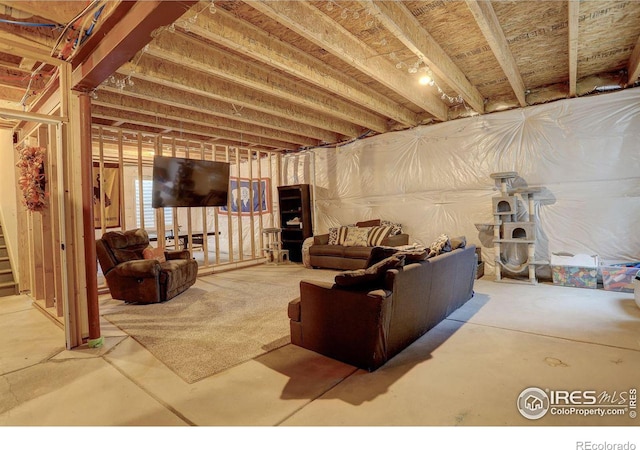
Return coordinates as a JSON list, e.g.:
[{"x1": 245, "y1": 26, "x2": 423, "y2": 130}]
[{"x1": 151, "y1": 156, "x2": 230, "y2": 208}]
